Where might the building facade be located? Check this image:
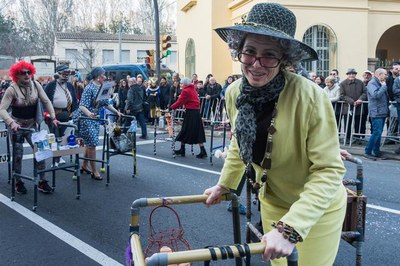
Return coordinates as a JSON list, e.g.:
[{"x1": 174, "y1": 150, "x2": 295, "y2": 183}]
[
  {"x1": 54, "y1": 32, "x2": 177, "y2": 75},
  {"x1": 177, "y1": 0, "x2": 400, "y2": 82}
]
